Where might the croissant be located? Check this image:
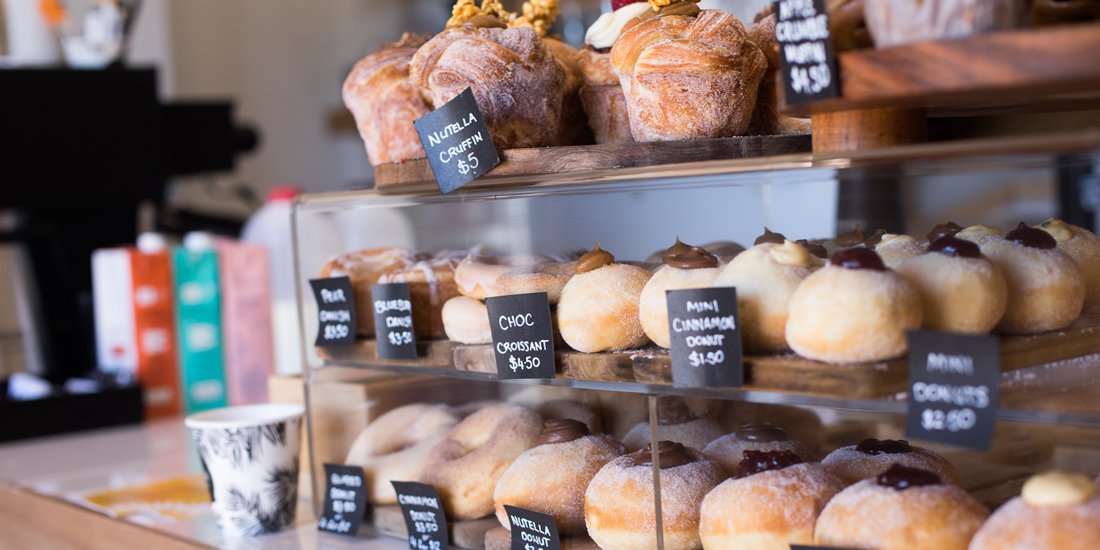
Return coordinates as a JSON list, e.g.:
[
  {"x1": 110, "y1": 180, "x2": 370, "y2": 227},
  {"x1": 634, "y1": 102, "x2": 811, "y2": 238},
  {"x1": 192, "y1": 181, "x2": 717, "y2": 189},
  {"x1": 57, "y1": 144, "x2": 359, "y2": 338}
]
[
  {"x1": 343, "y1": 33, "x2": 432, "y2": 166},
  {"x1": 612, "y1": 9, "x2": 768, "y2": 142},
  {"x1": 410, "y1": 24, "x2": 567, "y2": 149}
]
